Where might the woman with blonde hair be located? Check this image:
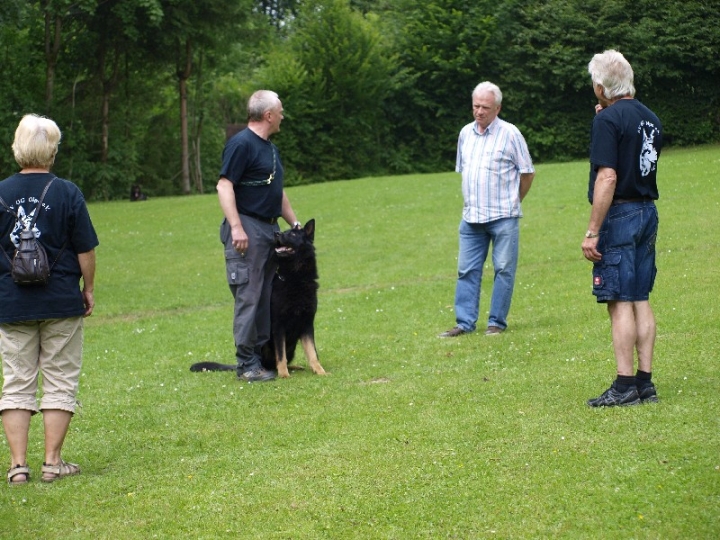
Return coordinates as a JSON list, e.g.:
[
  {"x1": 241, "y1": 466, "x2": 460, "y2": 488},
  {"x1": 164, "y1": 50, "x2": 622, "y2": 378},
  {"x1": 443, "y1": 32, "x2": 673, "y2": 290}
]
[{"x1": 0, "y1": 114, "x2": 99, "y2": 484}]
